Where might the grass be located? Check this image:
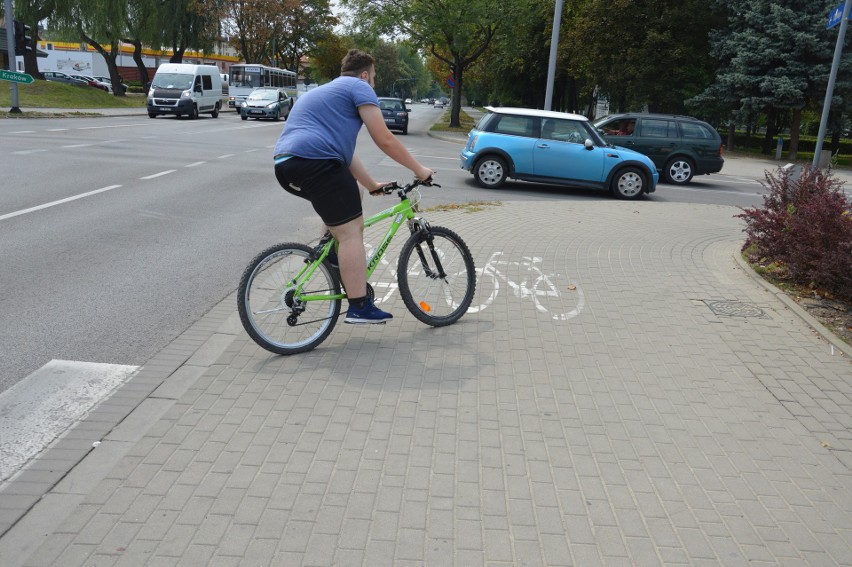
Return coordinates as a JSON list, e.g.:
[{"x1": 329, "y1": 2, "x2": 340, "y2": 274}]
[
  {"x1": 0, "y1": 80, "x2": 144, "y2": 117},
  {"x1": 430, "y1": 106, "x2": 476, "y2": 133},
  {"x1": 424, "y1": 201, "x2": 503, "y2": 213}
]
